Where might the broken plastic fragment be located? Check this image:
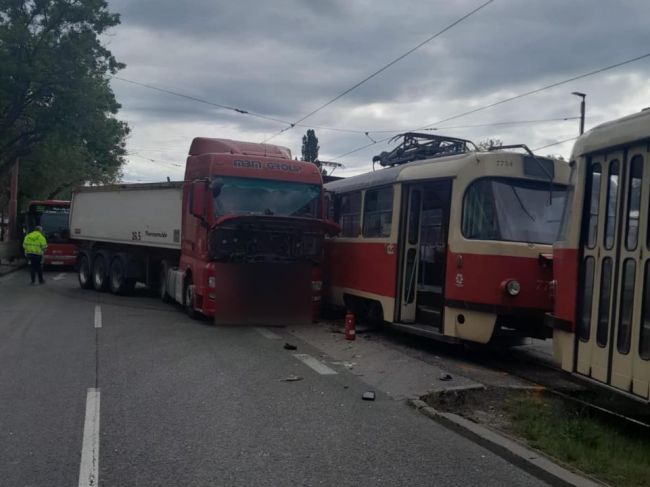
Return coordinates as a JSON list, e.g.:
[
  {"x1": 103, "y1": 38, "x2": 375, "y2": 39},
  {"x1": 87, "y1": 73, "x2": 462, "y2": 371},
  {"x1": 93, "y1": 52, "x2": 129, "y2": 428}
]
[
  {"x1": 279, "y1": 375, "x2": 303, "y2": 382},
  {"x1": 362, "y1": 391, "x2": 375, "y2": 401}
]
